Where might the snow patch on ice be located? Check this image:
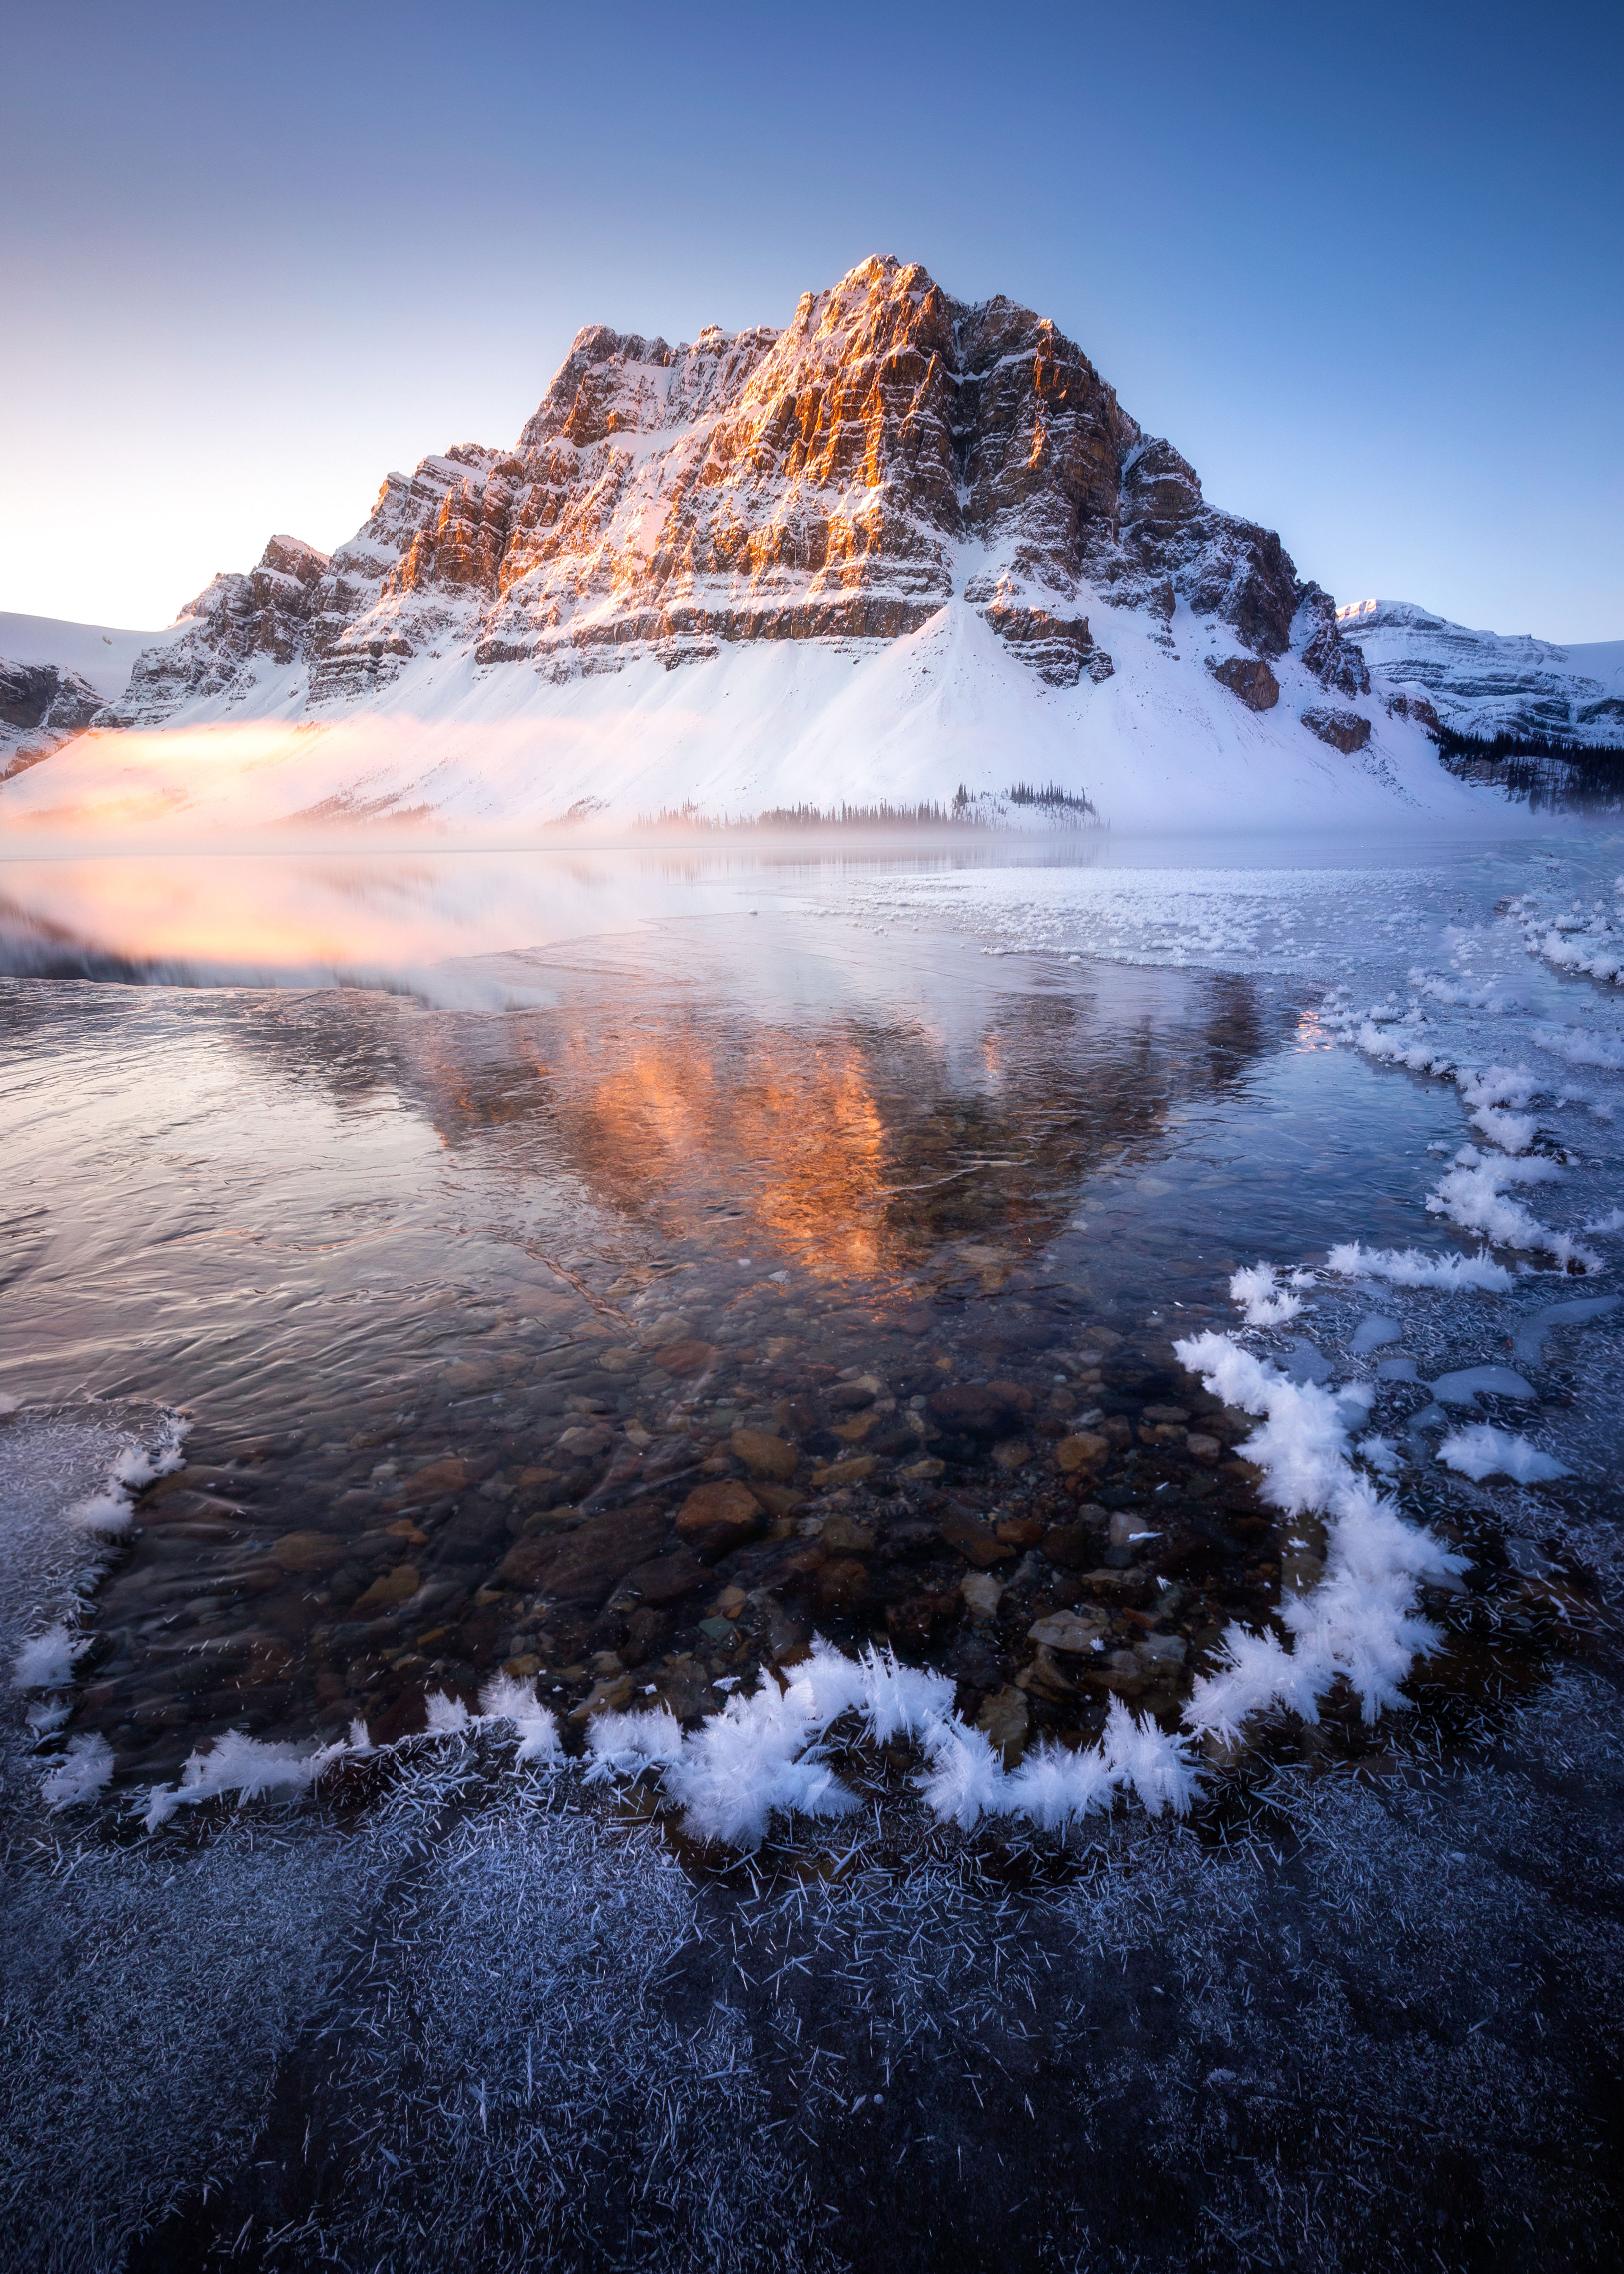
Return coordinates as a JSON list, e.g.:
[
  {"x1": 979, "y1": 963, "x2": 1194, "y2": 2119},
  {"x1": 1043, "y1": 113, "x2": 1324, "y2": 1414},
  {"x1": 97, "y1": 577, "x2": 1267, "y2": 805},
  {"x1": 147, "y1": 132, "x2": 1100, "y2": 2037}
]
[
  {"x1": 1229, "y1": 1261, "x2": 1309, "y2": 1327},
  {"x1": 1532, "y1": 1024, "x2": 1624, "y2": 1073},
  {"x1": 39, "y1": 1731, "x2": 114, "y2": 1809},
  {"x1": 12, "y1": 1622, "x2": 85, "y2": 1690},
  {"x1": 1509, "y1": 1294, "x2": 1621, "y2": 1363},
  {"x1": 1429, "y1": 1365, "x2": 1535, "y2": 1404},
  {"x1": 1172, "y1": 1332, "x2": 1464, "y2": 1737},
  {"x1": 1437, "y1": 1426, "x2": 1571, "y2": 1484},
  {"x1": 1325, "y1": 1241, "x2": 1514, "y2": 1291}
]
